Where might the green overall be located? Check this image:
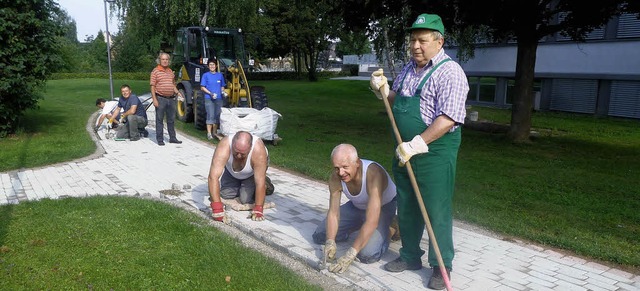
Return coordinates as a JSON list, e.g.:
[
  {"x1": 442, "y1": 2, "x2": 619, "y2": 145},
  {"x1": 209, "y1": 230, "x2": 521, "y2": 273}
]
[{"x1": 392, "y1": 59, "x2": 461, "y2": 269}]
